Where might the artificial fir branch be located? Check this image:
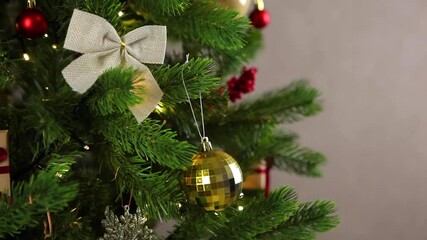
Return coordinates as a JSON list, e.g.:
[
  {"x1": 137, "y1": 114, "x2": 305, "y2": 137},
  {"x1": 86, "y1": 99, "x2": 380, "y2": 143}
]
[
  {"x1": 154, "y1": 57, "x2": 219, "y2": 107},
  {"x1": 87, "y1": 68, "x2": 143, "y2": 117},
  {"x1": 0, "y1": 154, "x2": 78, "y2": 237},
  {"x1": 210, "y1": 186, "x2": 299, "y2": 240},
  {"x1": 262, "y1": 200, "x2": 340, "y2": 240},
  {"x1": 274, "y1": 142, "x2": 326, "y2": 177},
  {"x1": 132, "y1": 1, "x2": 250, "y2": 51},
  {"x1": 169, "y1": 206, "x2": 227, "y2": 239},
  {"x1": 98, "y1": 116, "x2": 195, "y2": 169},
  {"x1": 207, "y1": 28, "x2": 263, "y2": 75},
  {"x1": 128, "y1": 0, "x2": 190, "y2": 16},
  {"x1": 228, "y1": 80, "x2": 323, "y2": 123}
]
